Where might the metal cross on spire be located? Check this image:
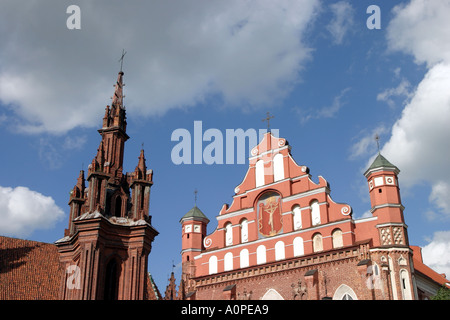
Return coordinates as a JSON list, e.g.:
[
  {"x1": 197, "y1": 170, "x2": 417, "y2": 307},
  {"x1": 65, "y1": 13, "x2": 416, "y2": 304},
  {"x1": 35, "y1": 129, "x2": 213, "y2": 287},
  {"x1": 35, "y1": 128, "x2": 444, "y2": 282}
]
[
  {"x1": 119, "y1": 49, "x2": 127, "y2": 73},
  {"x1": 262, "y1": 112, "x2": 275, "y2": 131},
  {"x1": 375, "y1": 134, "x2": 381, "y2": 154},
  {"x1": 194, "y1": 189, "x2": 198, "y2": 206}
]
